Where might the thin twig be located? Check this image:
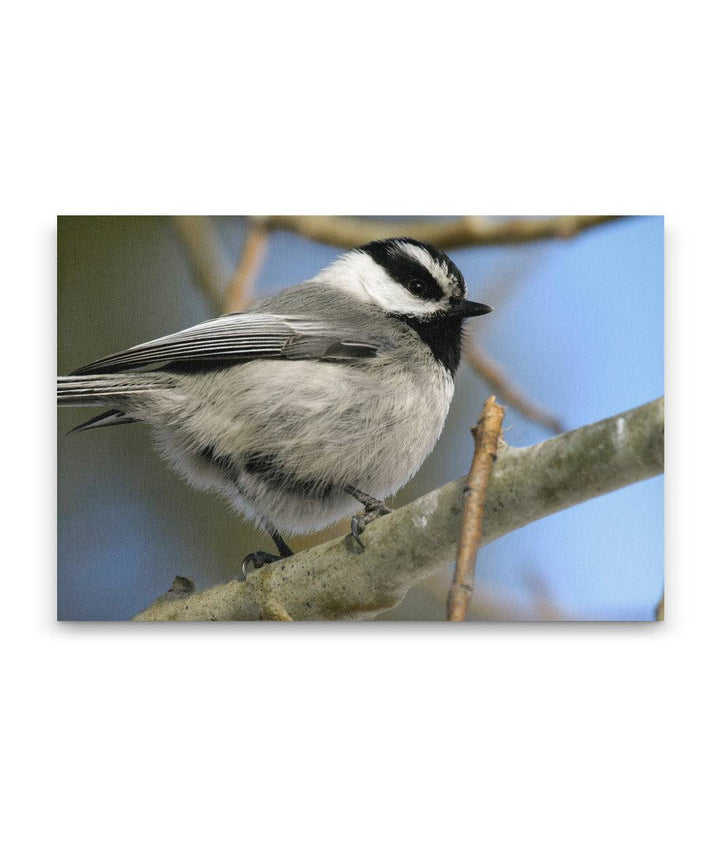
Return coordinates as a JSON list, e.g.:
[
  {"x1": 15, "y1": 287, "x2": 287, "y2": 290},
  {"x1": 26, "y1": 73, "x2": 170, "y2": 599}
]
[
  {"x1": 415, "y1": 573, "x2": 565, "y2": 621},
  {"x1": 224, "y1": 224, "x2": 270, "y2": 314},
  {"x1": 447, "y1": 395, "x2": 506, "y2": 621},
  {"x1": 248, "y1": 215, "x2": 625, "y2": 250},
  {"x1": 173, "y1": 216, "x2": 229, "y2": 311},
  {"x1": 464, "y1": 340, "x2": 565, "y2": 434}
]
